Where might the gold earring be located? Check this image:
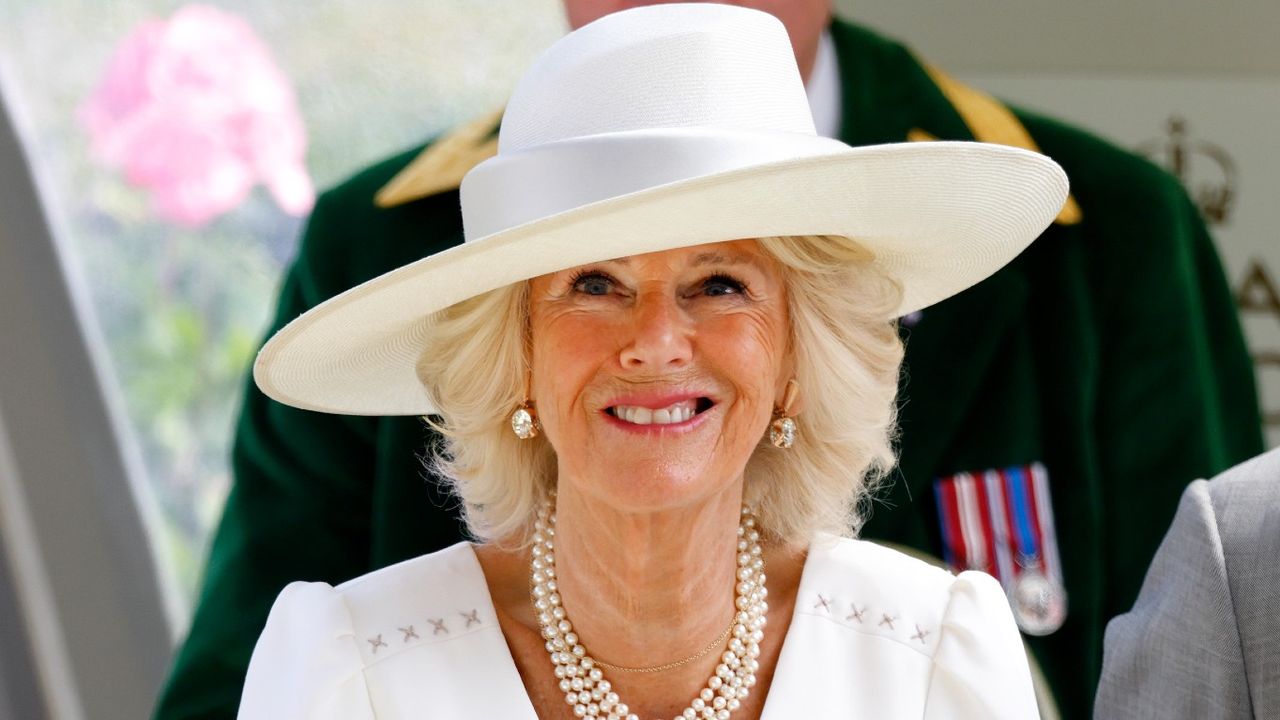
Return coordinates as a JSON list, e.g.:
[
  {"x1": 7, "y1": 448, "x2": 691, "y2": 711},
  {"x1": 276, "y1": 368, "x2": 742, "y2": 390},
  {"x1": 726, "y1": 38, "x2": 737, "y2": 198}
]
[
  {"x1": 769, "y1": 379, "x2": 799, "y2": 449},
  {"x1": 511, "y1": 371, "x2": 540, "y2": 440}
]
